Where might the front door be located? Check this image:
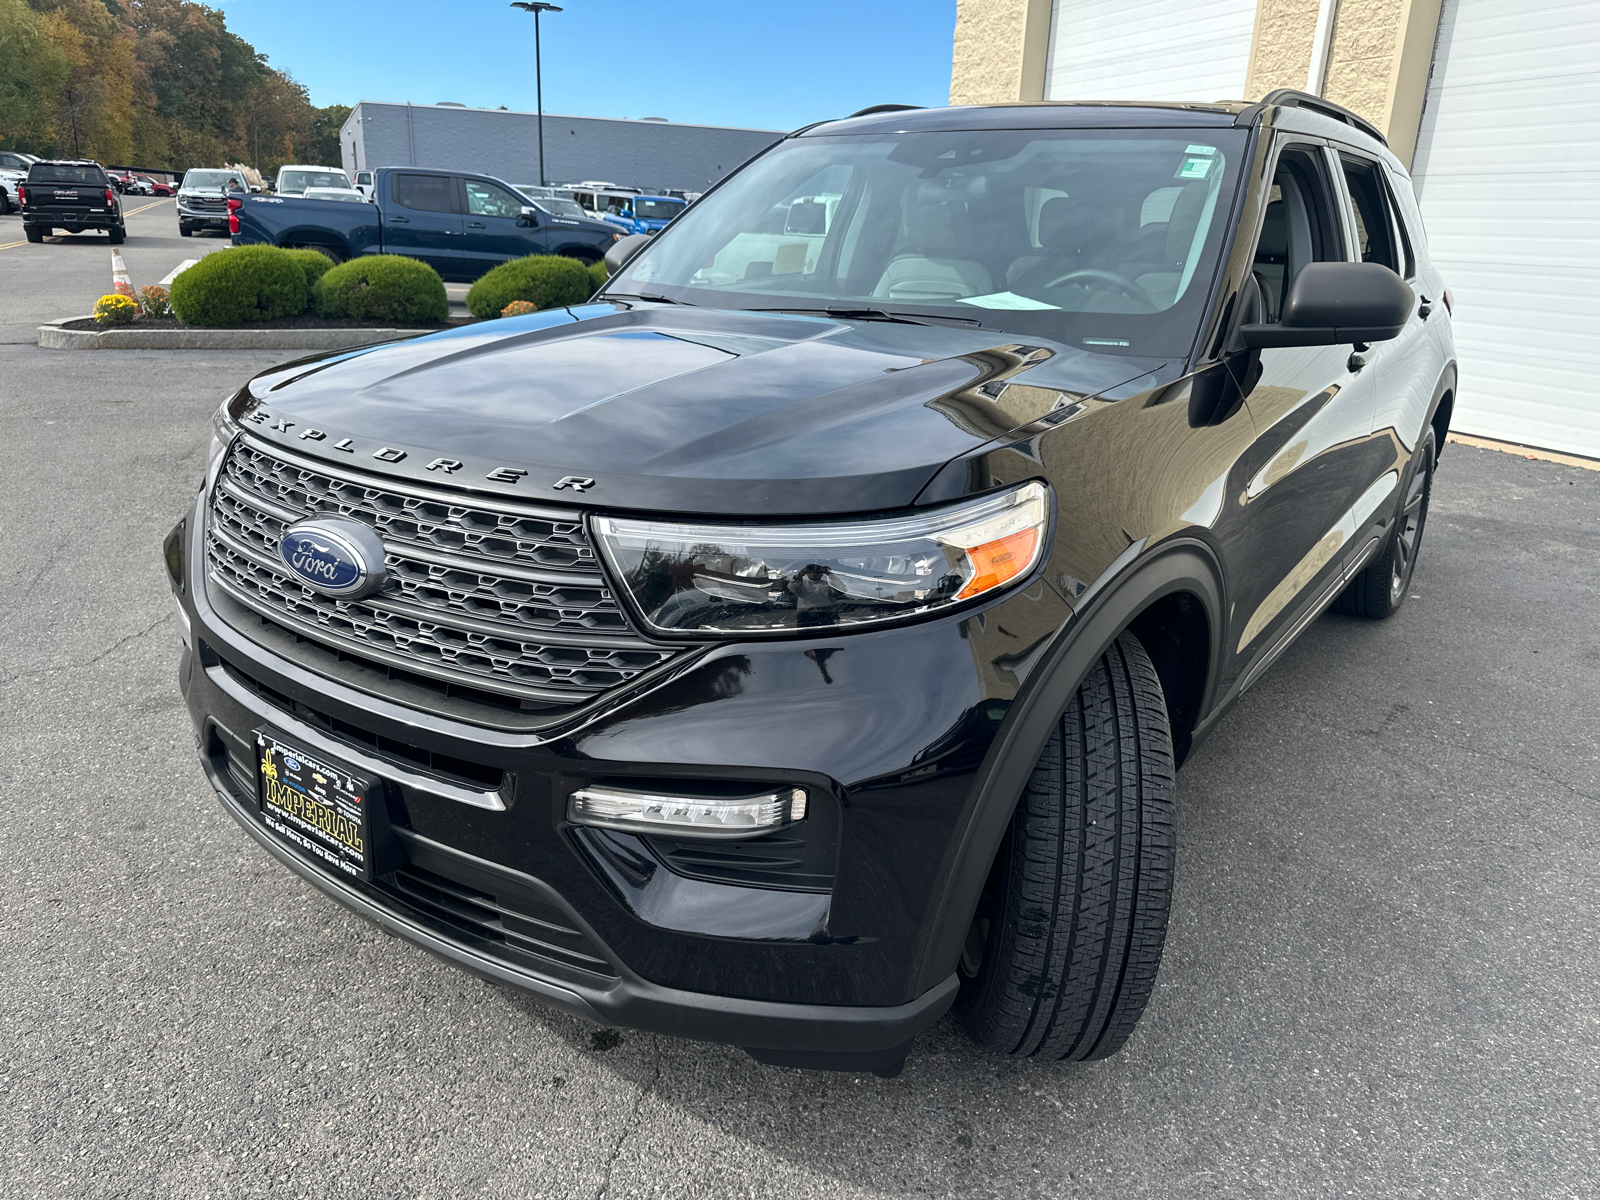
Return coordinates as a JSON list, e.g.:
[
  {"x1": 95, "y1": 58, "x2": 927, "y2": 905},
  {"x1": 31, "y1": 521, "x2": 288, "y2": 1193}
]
[
  {"x1": 1230, "y1": 140, "x2": 1394, "y2": 675},
  {"x1": 459, "y1": 177, "x2": 546, "y2": 276},
  {"x1": 384, "y1": 173, "x2": 463, "y2": 277}
]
